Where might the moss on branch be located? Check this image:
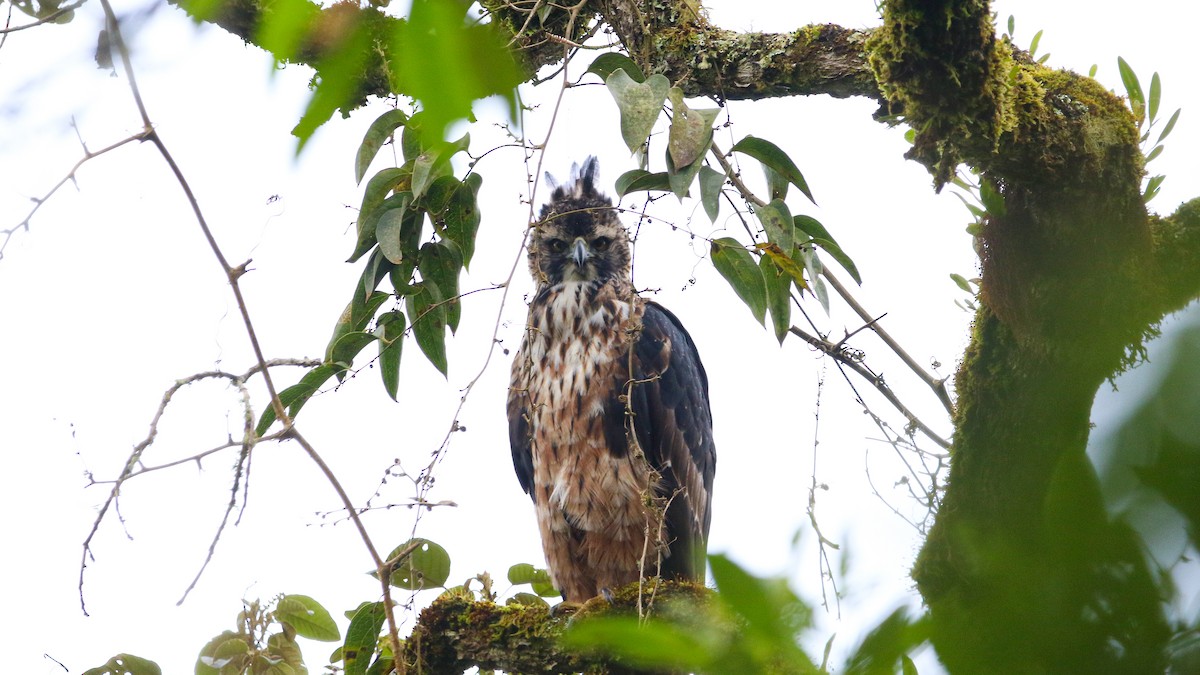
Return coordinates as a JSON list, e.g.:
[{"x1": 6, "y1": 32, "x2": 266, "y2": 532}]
[{"x1": 400, "y1": 580, "x2": 711, "y2": 673}]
